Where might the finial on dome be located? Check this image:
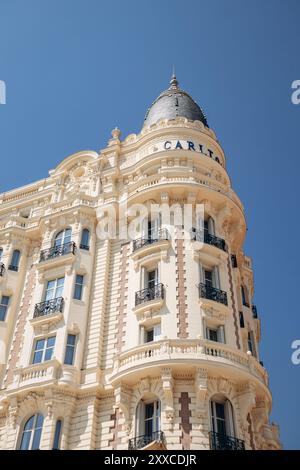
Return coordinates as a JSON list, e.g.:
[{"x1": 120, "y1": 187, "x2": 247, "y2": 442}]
[{"x1": 169, "y1": 67, "x2": 179, "y2": 88}]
